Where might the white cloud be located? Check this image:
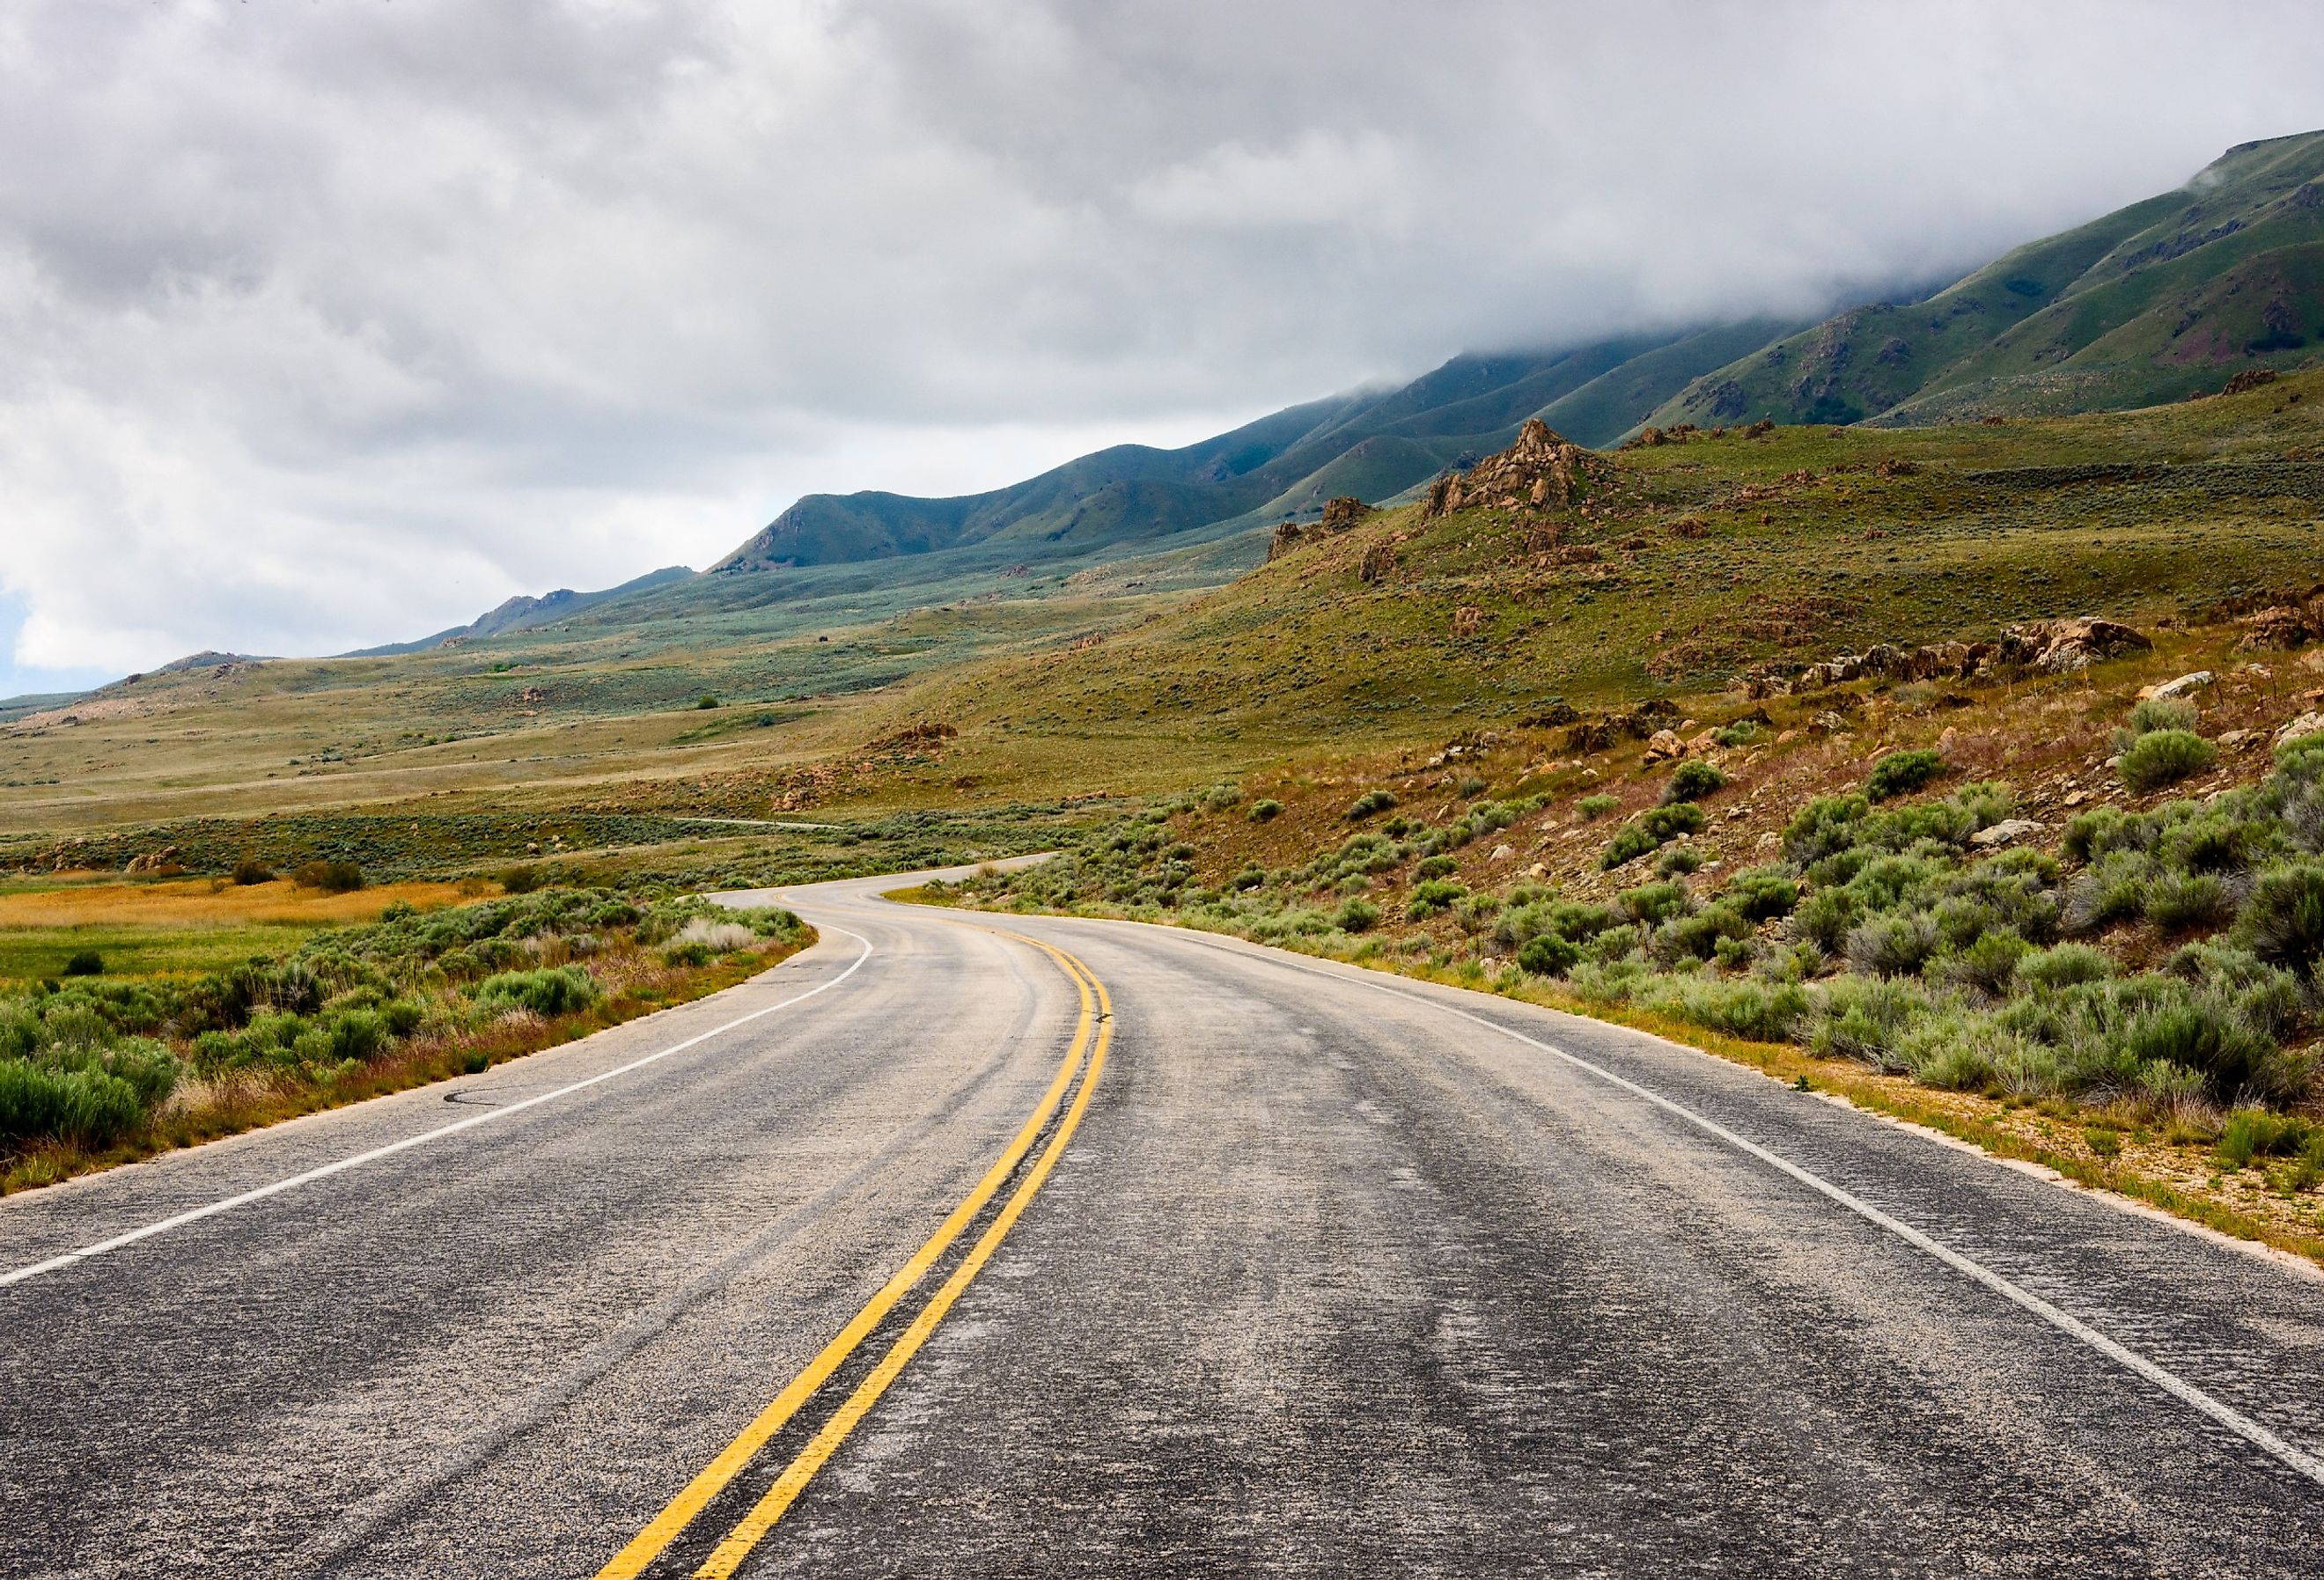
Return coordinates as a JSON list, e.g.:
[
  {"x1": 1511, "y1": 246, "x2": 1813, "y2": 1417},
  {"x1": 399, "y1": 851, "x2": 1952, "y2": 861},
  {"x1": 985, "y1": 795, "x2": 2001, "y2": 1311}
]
[{"x1": 4, "y1": 0, "x2": 2323, "y2": 683}]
